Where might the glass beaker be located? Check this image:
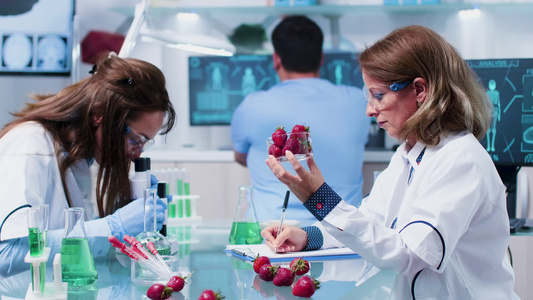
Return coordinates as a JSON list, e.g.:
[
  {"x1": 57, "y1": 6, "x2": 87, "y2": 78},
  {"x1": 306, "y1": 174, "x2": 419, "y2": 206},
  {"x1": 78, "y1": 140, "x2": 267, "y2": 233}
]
[
  {"x1": 60, "y1": 207, "x2": 98, "y2": 286},
  {"x1": 136, "y1": 188, "x2": 172, "y2": 255},
  {"x1": 229, "y1": 186, "x2": 262, "y2": 245}
]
